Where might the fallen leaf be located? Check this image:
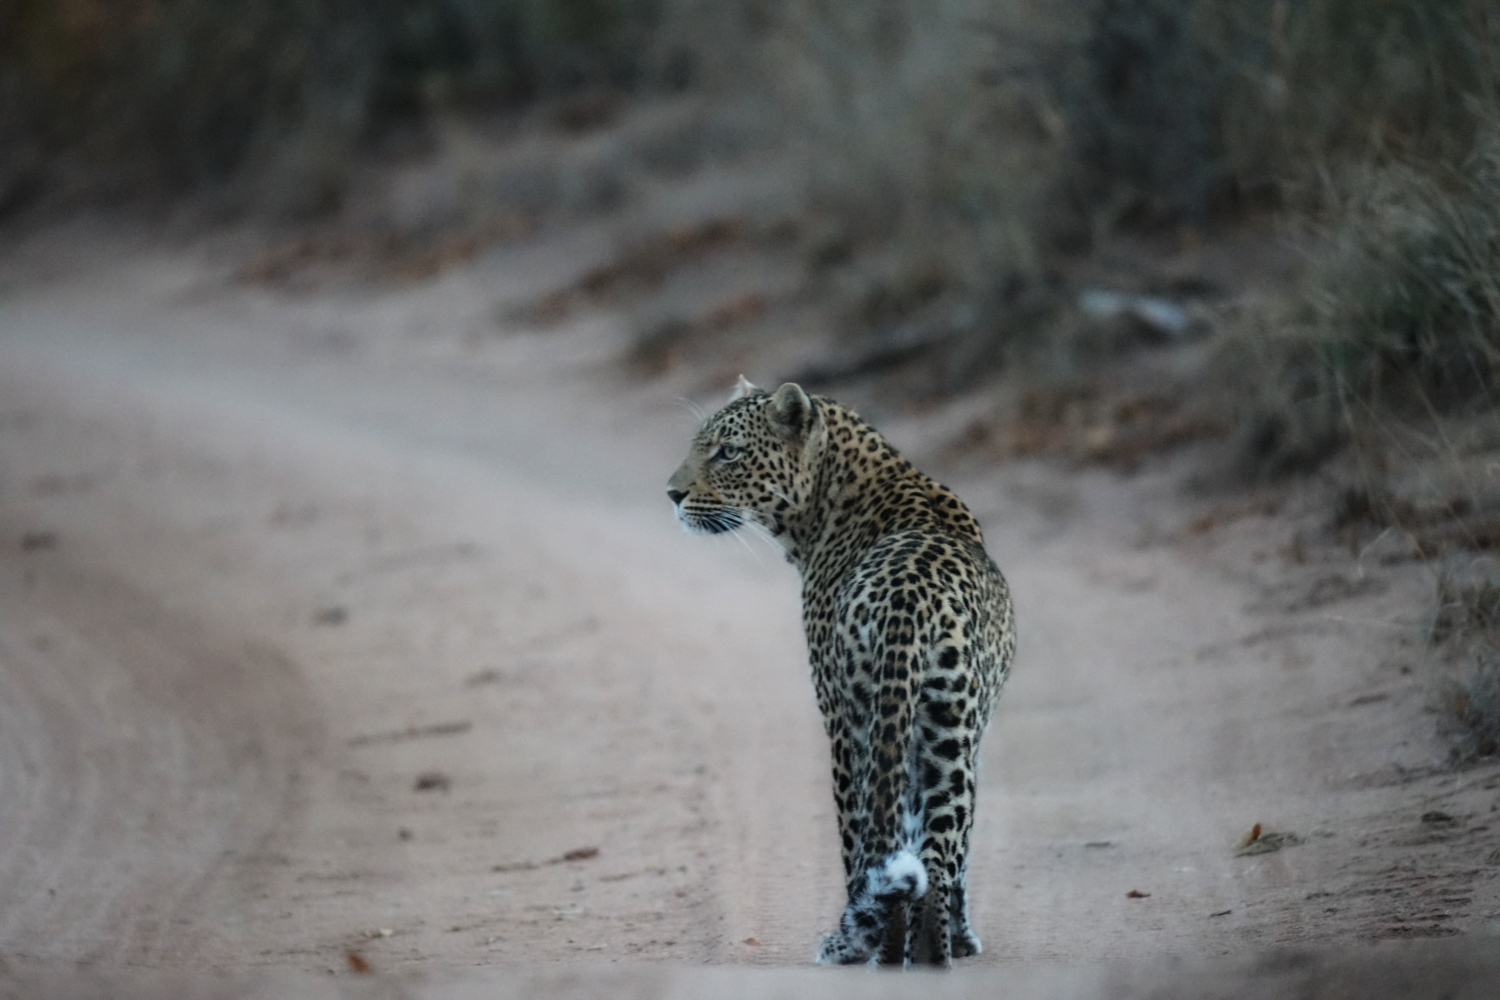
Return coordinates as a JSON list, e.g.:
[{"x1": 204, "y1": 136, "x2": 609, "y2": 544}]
[
  {"x1": 1237, "y1": 823, "x2": 1262, "y2": 849},
  {"x1": 348, "y1": 720, "x2": 471, "y2": 747},
  {"x1": 1126, "y1": 890, "x2": 1150, "y2": 899},
  {"x1": 743, "y1": 937, "x2": 762, "y2": 946},
  {"x1": 346, "y1": 952, "x2": 371, "y2": 974},
  {"x1": 1236, "y1": 830, "x2": 1302, "y2": 856},
  {"x1": 494, "y1": 846, "x2": 600, "y2": 872}
]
